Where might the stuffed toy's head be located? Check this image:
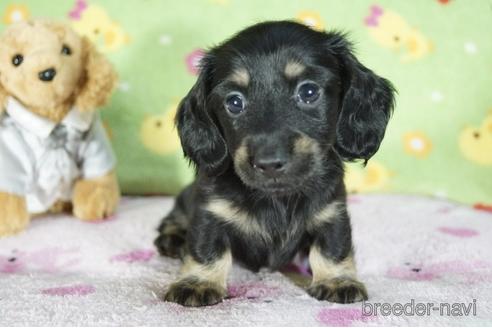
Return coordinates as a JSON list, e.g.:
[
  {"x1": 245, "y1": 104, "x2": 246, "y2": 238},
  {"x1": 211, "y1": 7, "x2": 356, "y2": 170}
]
[{"x1": 0, "y1": 20, "x2": 117, "y2": 122}]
